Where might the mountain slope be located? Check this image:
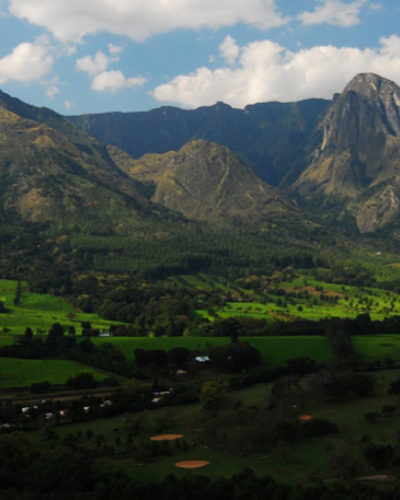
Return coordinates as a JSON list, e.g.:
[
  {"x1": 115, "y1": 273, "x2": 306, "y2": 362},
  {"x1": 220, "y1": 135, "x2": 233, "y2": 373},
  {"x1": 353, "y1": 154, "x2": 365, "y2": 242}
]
[
  {"x1": 288, "y1": 73, "x2": 400, "y2": 236},
  {"x1": 0, "y1": 90, "x2": 182, "y2": 236},
  {"x1": 68, "y1": 98, "x2": 330, "y2": 186},
  {"x1": 108, "y1": 139, "x2": 307, "y2": 228}
]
